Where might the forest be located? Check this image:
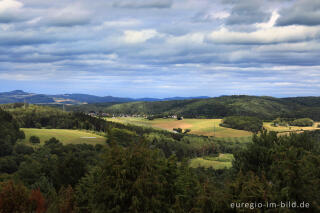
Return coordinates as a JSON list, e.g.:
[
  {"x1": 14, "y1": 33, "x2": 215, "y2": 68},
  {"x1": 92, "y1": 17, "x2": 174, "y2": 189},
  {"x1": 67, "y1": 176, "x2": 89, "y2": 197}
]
[
  {"x1": 0, "y1": 104, "x2": 319, "y2": 212},
  {"x1": 63, "y1": 95, "x2": 320, "y2": 121},
  {"x1": 220, "y1": 116, "x2": 263, "y2": 133}
]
